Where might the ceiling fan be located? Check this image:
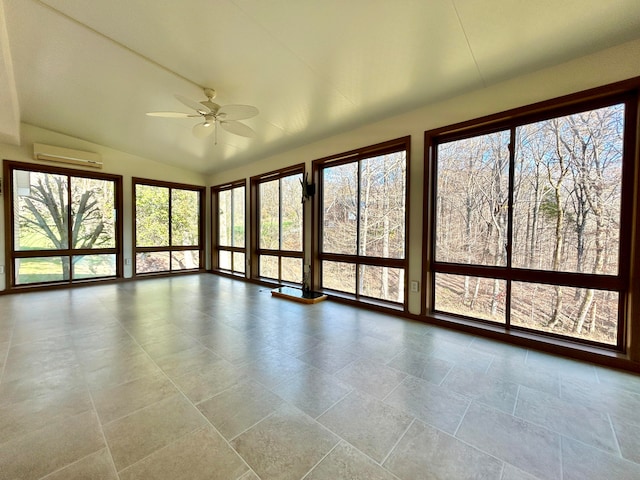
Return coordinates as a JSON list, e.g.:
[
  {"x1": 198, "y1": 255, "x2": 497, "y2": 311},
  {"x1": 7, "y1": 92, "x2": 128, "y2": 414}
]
[{"x1": 146, "y1": 88, "x2": 258, "y2": 143}]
